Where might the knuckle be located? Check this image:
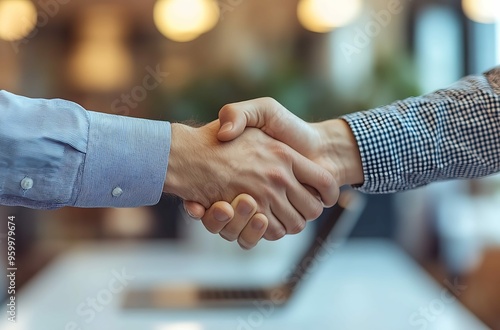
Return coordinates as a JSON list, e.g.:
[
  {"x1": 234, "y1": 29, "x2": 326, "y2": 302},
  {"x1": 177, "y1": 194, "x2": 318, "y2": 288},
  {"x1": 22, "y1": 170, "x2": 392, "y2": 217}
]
[
  {"x1": 268, "y1": 98, "x2": 283, "y2": 116},
  {"x1": 261, "y1": 97, "x2": 278, "y2": 107},
  {"x1": 263, "y1": 96, "x2": 277, "y2": 103},
  {"x1": 266, "y1": 168, "x2": 289, "y2": 187},
  {"x1": 318, "y1": 170, "x2": 335, "y2": 190},
  {"x1": 272, "y1": 144, "x2": 292, "y2": 161},
  {"x1": 306, "y1": 202, "x2": 323, "y2": 220},
  {"x1": 219, "y1": 103, "x2": 235, "y2": 116}
]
